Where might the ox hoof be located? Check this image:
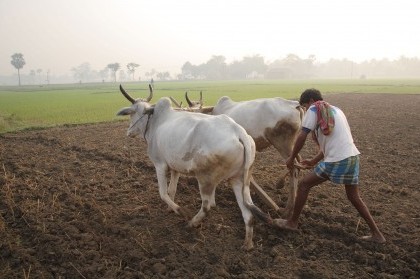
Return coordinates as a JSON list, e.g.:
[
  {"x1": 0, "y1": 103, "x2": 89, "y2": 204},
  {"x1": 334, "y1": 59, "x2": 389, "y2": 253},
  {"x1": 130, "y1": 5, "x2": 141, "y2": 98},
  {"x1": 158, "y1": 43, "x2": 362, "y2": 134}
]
[
  {"x1": 241, "y1": 242, "x2": 254, "y2": 251},
  {"x1": 187, "y1": 220, "x2": 201, "y2": 228},
  {"x1": 177, "y1": 207, "x2": 192, "y2": 220}
]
